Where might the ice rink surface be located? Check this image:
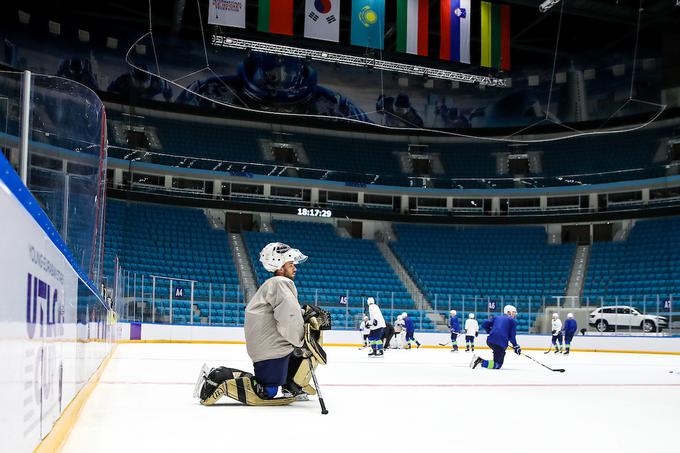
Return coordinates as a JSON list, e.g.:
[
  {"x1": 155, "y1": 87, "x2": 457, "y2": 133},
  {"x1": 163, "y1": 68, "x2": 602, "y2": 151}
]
[{"x1": 62, "y1": 343, "x2": 680, "y2": 453}]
